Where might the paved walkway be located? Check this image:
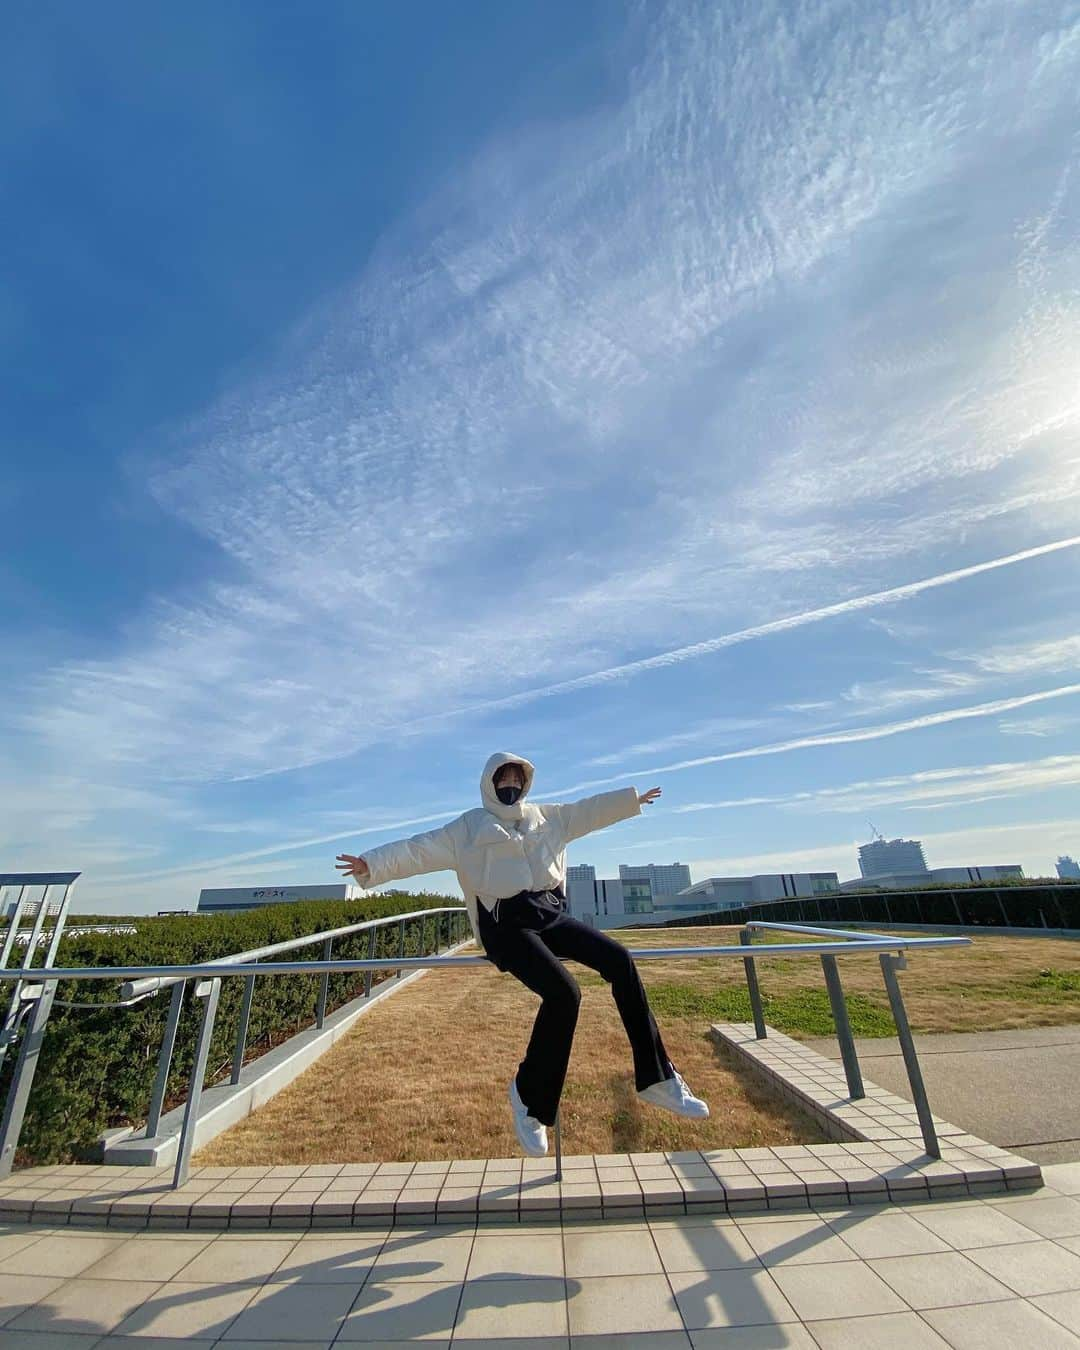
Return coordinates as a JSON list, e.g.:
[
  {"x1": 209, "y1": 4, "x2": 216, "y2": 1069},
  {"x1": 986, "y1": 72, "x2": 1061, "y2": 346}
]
[
  {"x1": 805, "y1": 1026, "x2": 1080, "y2": 1165},
  {"x1": 0, "y1": 1163, "x2": 1078, "y2": 1346}
]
